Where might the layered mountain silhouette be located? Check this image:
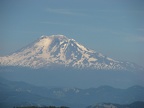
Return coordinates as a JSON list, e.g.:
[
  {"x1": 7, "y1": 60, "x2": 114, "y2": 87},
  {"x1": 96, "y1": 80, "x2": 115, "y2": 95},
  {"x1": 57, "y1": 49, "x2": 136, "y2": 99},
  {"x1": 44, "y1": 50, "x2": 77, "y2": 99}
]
[
  {"x1": 0, "y1": 77, "x2": 144, "y2": 108},
  {"x1": 0, "y1": 35, "x2": 143, "y2": 71}
]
